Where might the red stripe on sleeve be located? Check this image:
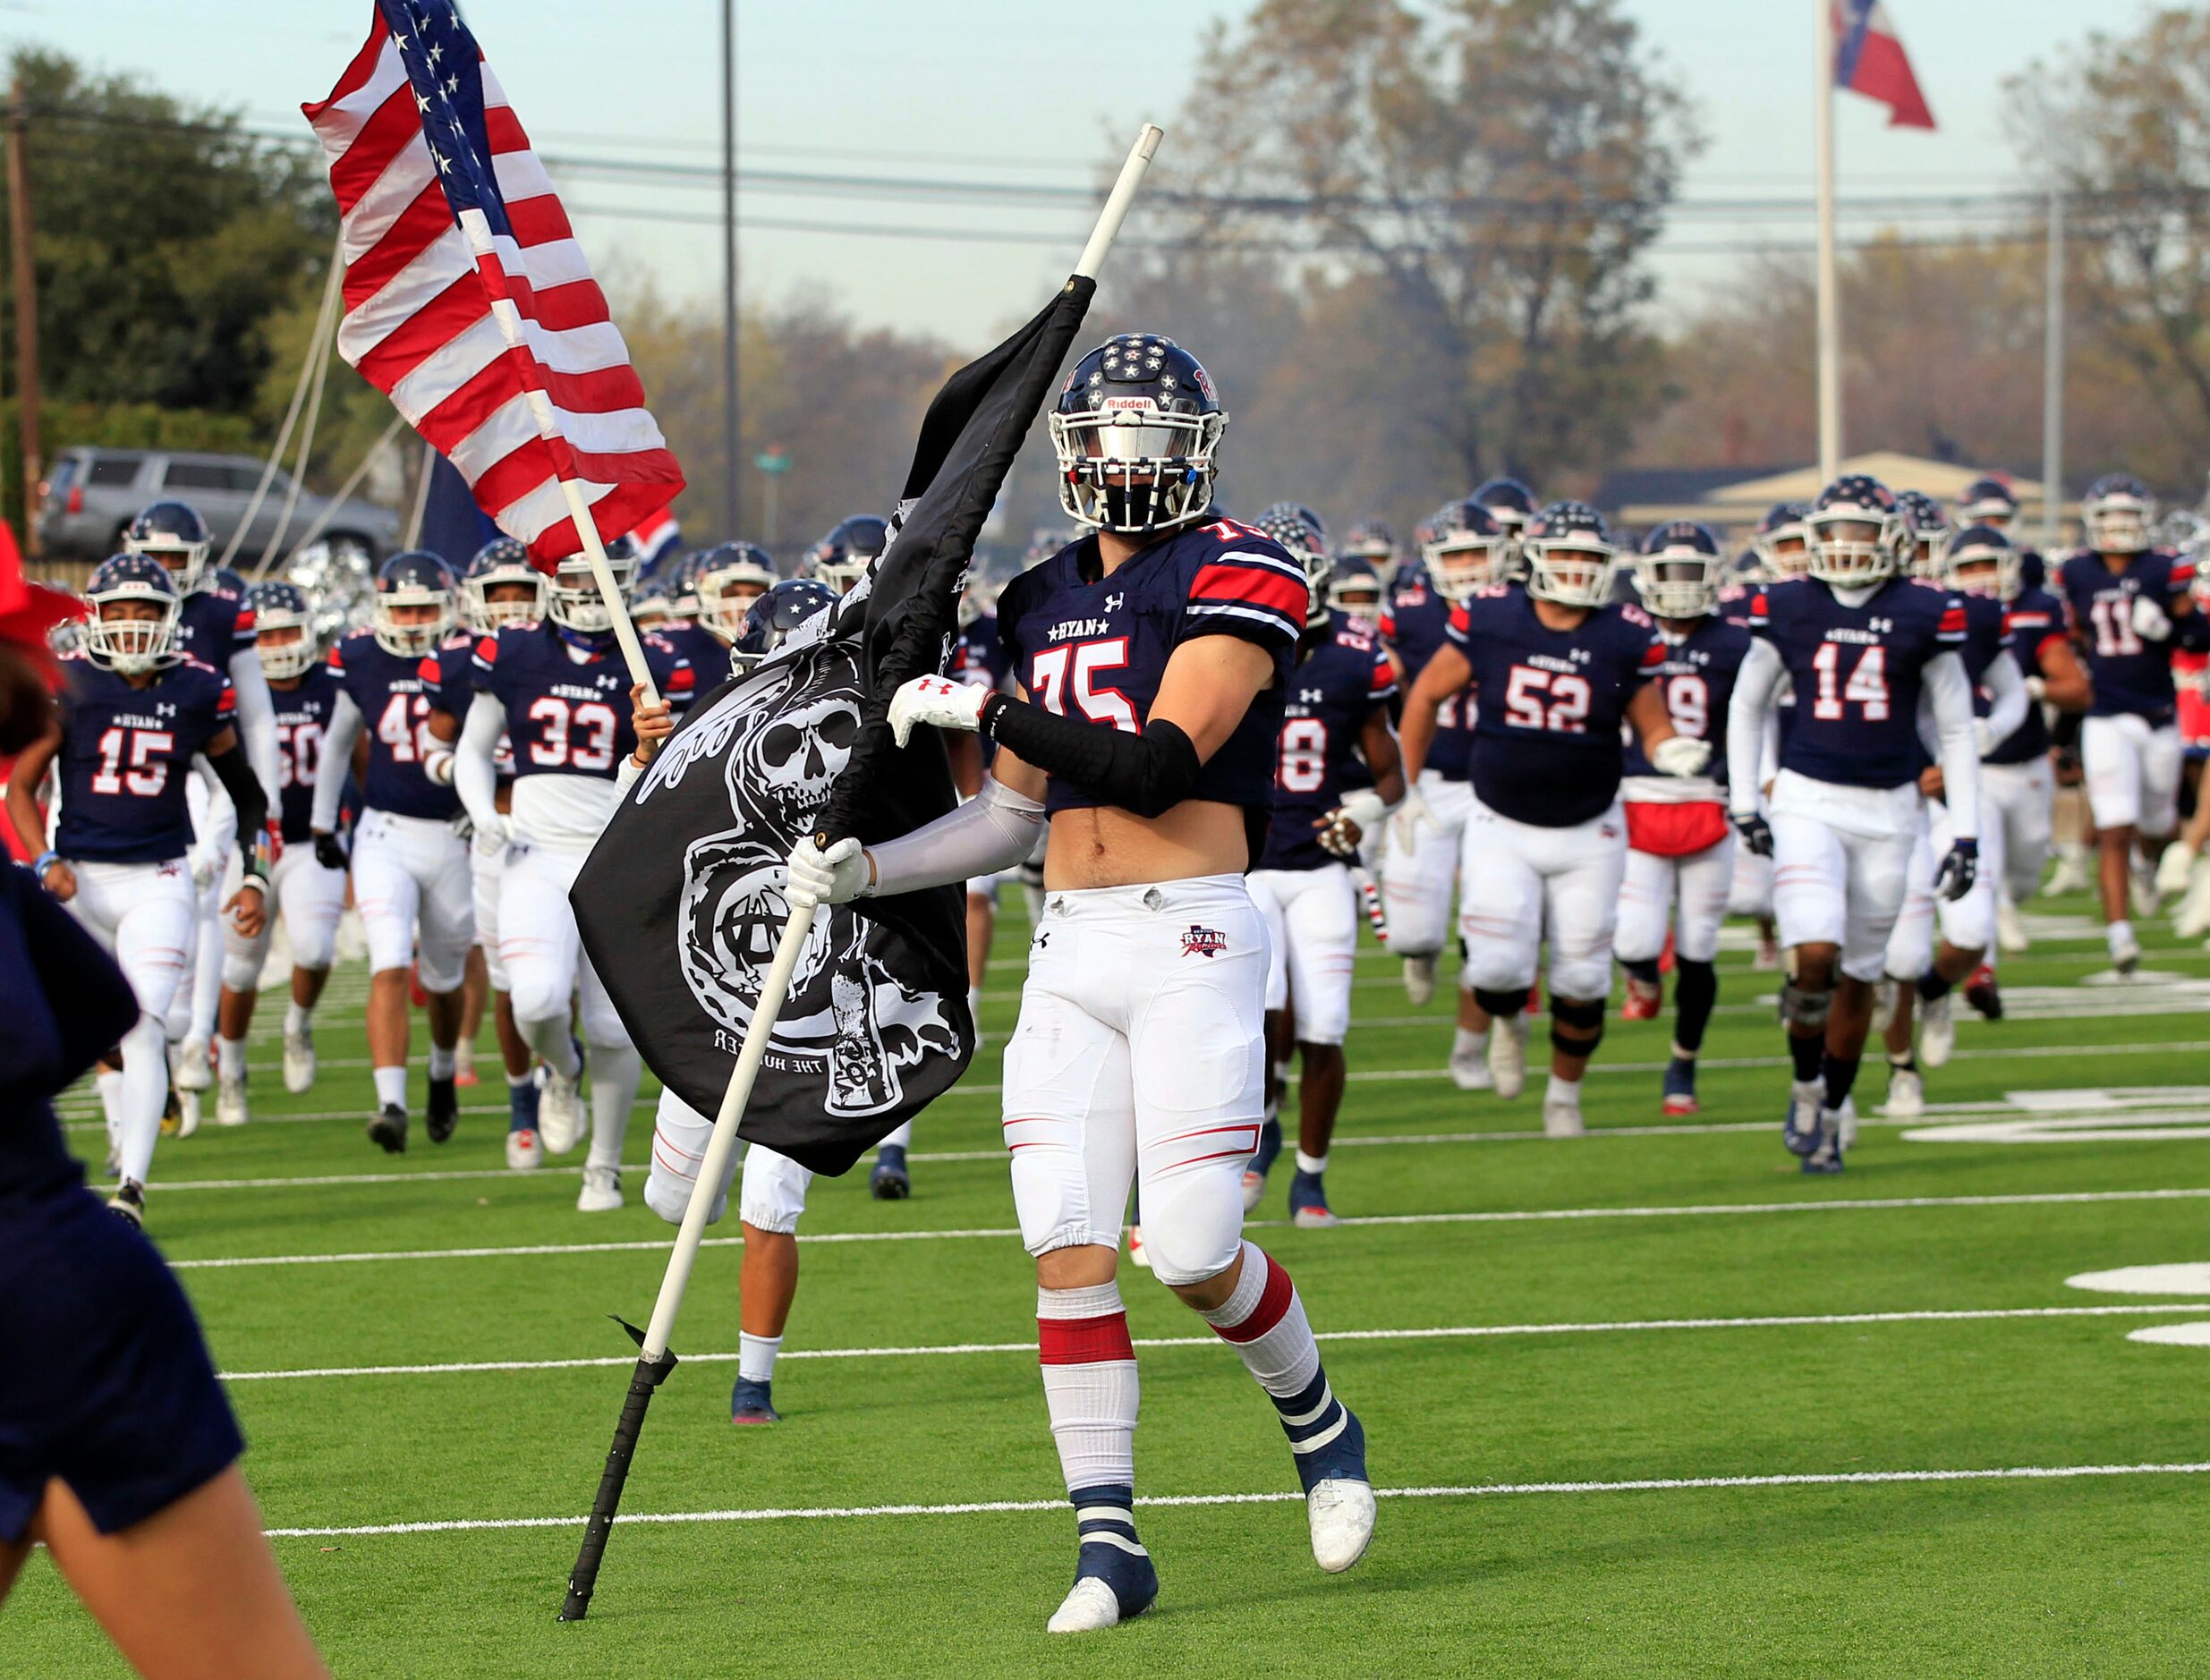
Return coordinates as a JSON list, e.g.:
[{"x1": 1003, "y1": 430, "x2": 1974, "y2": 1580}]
[
  {"x1": 1192, "y1": 562, "x2": 1306, "y2": 619},
  {"x1": 1639, "y1": 639, "x2": 1666, "y2": 668},
  {"x1": 417, "y1": 655, "x2": 443, "y2": 685},
  {"x1": 1938, "y1": 606, "x2": 1968, "y2": 634},
  {"x1": 476, "y1": 636, "x2": 499, "y2": 664},
  {"x1": 1038, "y1": 1313, "x2": 1135, "y2": 1365},
  {"x1": 667, "y1": 664, "x2": 695, "y2": 694}
]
